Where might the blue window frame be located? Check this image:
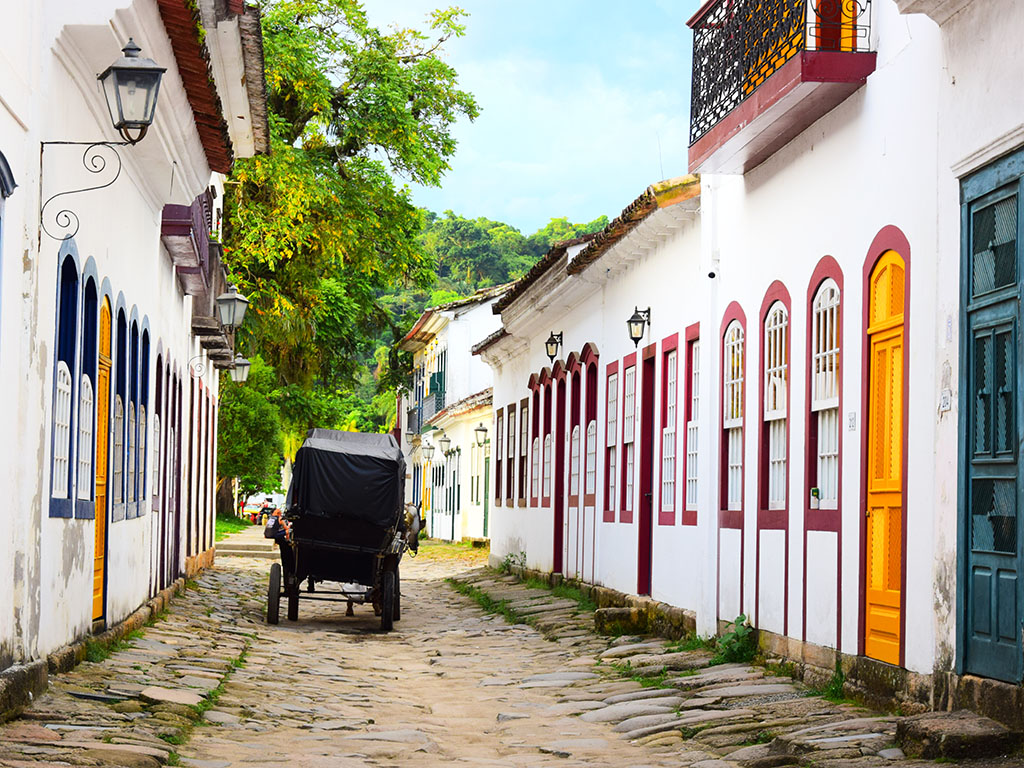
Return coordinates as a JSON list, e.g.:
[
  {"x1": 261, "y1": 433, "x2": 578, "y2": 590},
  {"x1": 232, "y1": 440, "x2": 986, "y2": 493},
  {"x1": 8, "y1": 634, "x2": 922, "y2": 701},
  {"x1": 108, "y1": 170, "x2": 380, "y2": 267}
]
[{"x1": 50, "y1": 254, "x2": 79, "y2": 517}]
